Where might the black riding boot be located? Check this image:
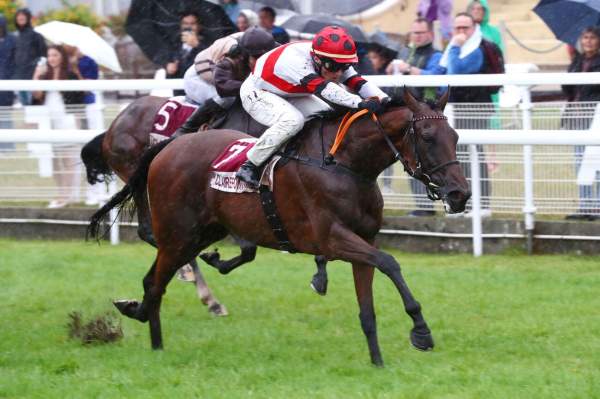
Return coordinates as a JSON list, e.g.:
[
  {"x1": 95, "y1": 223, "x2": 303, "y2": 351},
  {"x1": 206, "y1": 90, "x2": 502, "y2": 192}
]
[
  {"x1": 236, "y1": 160, "x2": 261, "y2": 188},
  {"x1": 173, "y1": 99, "x2": 223, "y2": 137}
]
